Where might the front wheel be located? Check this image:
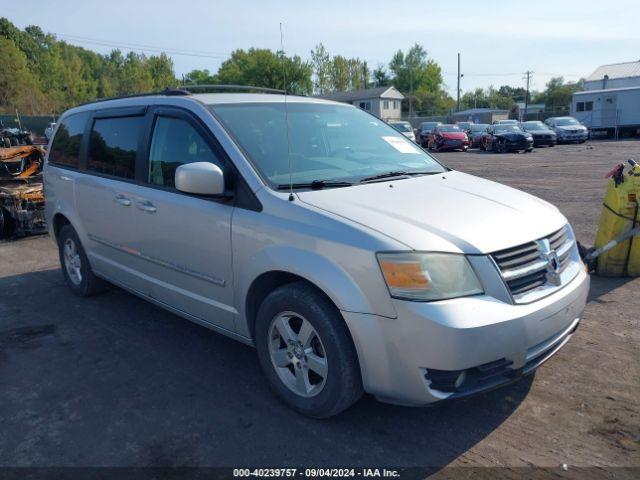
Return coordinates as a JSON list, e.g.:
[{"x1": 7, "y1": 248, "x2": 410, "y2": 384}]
[
  {"x1": 255, "y1": 282, "x2": 363, "y2": 418},
  {"x1": 57, "y1": 224, "x2": 106, "y2": 296}
]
